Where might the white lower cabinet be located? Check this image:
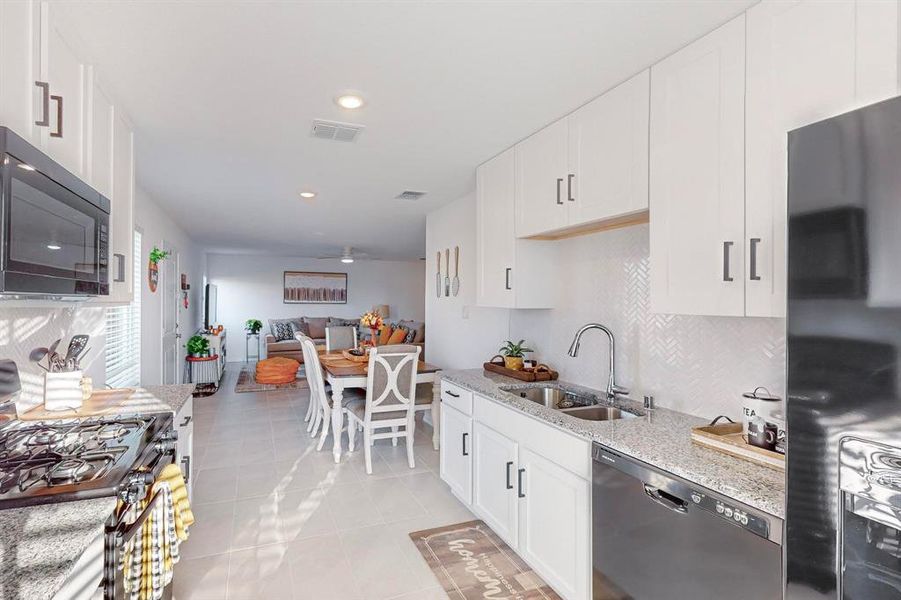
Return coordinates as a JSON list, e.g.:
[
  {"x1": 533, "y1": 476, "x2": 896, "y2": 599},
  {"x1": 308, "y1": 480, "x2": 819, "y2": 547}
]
[
  {"x1": 175, "y1": 397, "x2": 194, "y2": 502},
  {"x1": 472, "y1": 421, "x2": 519, "y2": 547},
  {"x1": 440, "y1": 403, "x2": 472, "y2": 504},
  {"x1": 441, "y1": 389, "x2": 591, "y2": 600},
  {"x1": 517, "y1": 447, "x2": 591, "y2": 600}
]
